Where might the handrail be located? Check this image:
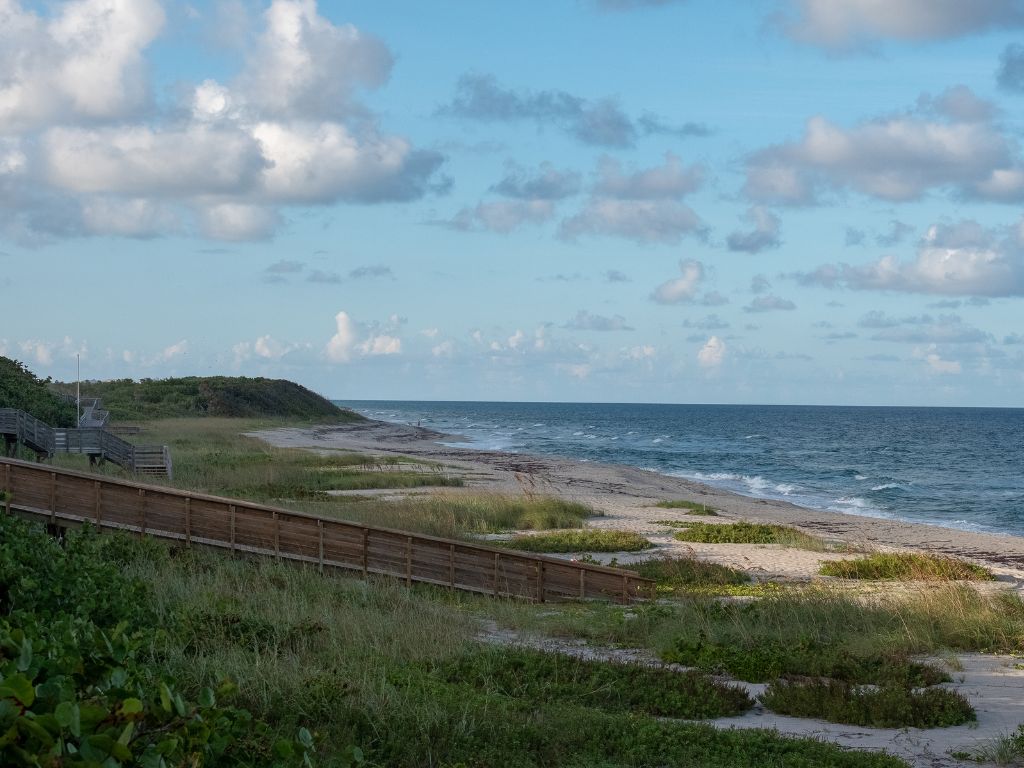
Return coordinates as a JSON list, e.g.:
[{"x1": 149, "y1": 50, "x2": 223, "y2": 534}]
[{"x1": 0, "y1": 457, "x2": 655, "y2": 603}]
